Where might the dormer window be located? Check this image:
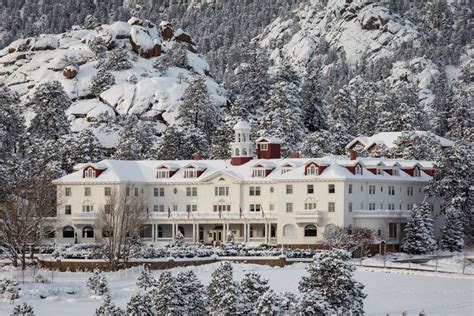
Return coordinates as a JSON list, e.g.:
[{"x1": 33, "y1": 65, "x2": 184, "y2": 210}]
[
  {"x1": 413, "y1": 167, "x2": 421, "y2": 177},
  {"x1": 307, "y1": 165, "x2": 318, "y2": 175},
  {"x1": 85, "y1": 168, "x2": 95, "y2": 178},
  {"x1": 157, "y1": 170, "x2": 169, "y2": 178},
  {"x1": 377, "y1": 168, "x2": 384, "y2": 175},
  {"x1": 253, "y1": 168, "x2": 265, "y2": 178},
  {"x1": 184, "y1": 169, "x2": 198, "y2": 178},
  {"x1": 260, "y1": 143, "x2": 268, "y2": 151},
  {"x1": 393, "y1": 168, "x2": 400, "y2": 176},
  {"x1": 281, "y1": 168, "x2": 292, "y2": 174},
  {"x1": 355, "y1": 164, "x2": 363, "y2": 175}
]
